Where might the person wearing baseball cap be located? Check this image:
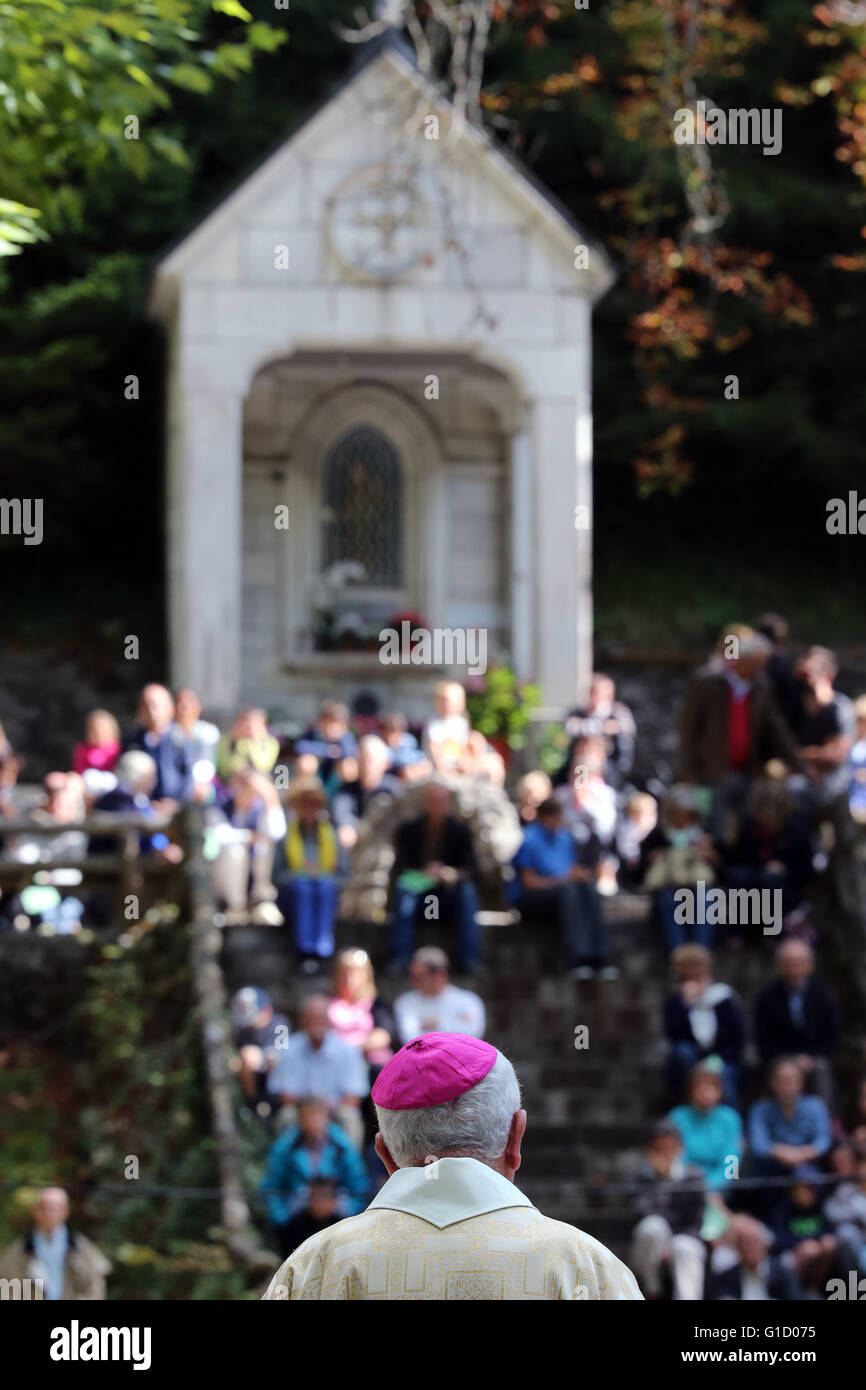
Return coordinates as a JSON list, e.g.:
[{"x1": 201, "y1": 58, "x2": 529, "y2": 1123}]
[{"x1": 263, "y1": 1032, "x2": 642, "y2": 1301}]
